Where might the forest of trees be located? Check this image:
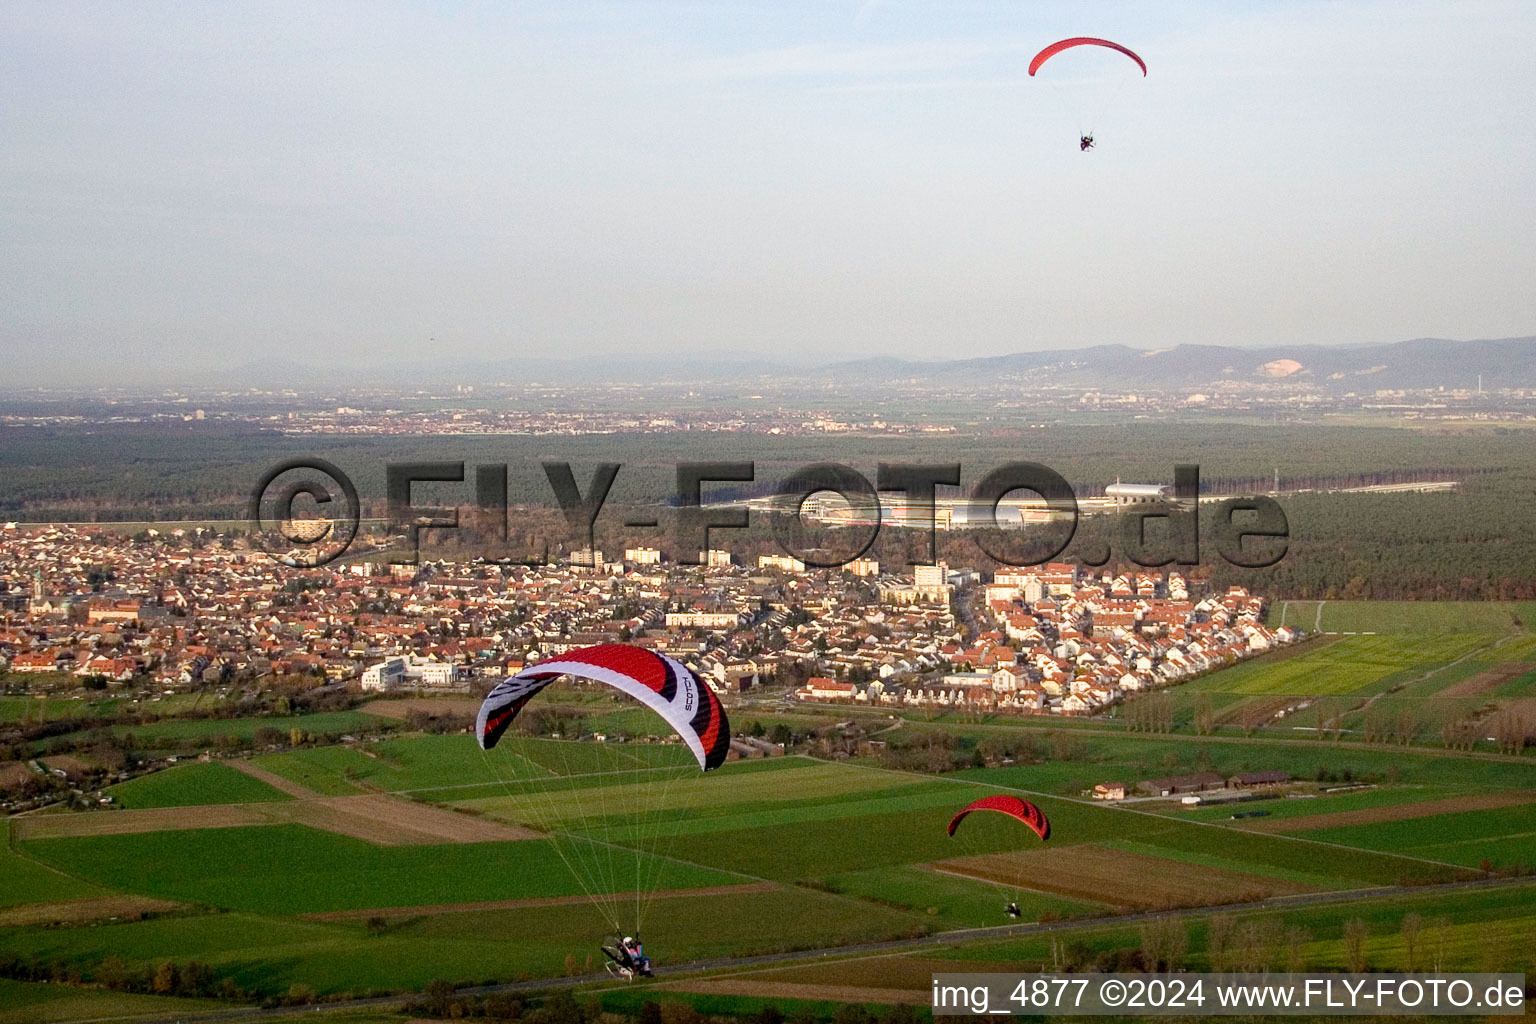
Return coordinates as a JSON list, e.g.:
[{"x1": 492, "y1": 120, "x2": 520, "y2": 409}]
[{"x1": 3, "y1": 421, "x2": 1532, "y2": 601}]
